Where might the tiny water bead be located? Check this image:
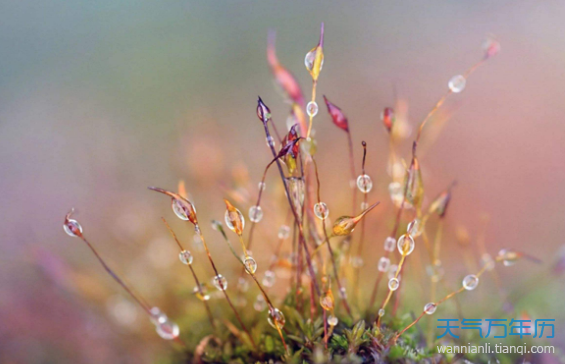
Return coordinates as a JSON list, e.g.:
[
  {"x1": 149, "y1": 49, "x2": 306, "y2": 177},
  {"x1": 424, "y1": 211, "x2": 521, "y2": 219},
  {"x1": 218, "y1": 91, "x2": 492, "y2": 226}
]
[
  {"x1": 424, "y1": 302, "x2": 437, "y2": 315},
  {"x1": 314, "y1": 202, "x2": 329, "y2": 220},
  {"x1": 150, "y1": 307, "x2": 167, "y2": 325},
  {"x1": 265, "y1": 135, "x2": 276, "y2": 148},
  {"x1": 212, "y1": 274, "x2": 228, "y2": 291},
  {"x1": 63, "y1": 219, "x2": 83, "y2": 238},
  {"x1": 462, "y1": 274, "x2": 479, "y2": 290},
  {"x1": 244, "y1": 256, "x2": 258, "y2": 274},
  {"x1": 262, "y1": 270, "x2": 276, "y2": 287},
  {"x1": 178, "y1": 250, "x2": 193, "y2": 265},
  {"x1": 388, "y1": 277, "x2": 400, "y2": 291},
  {"x1": 339, "y1": 287, "x2": 347, "y2": 299},
  {"x1": 278, "y1": 225, "x2": 290, "y2": 239},
  {"x1": 360, "y1": 201, "x2": 369, "y2": 210},
  {"x1": 481, "y1": 253, "x2": 495, "y2": 271},
  {"x1": 254, "y1": 294, "x2": 266, "y2": 311},
  {"x1": 356, "y1": 174, "x2": 373, "y2": 193},
  {"x1": 407, "y1": 219, "x2": 421, "y2": 237},
  {"x1": 327, "y1": 315, "x2": 339, "y2": 326},
  {"x1": 307, "y1": 101, "x2": 319, "y2": 117},
  {"x1": 193, "y1": 284, "x2": 210, "y2": 301},
  {"x1": 378, "y1": 257, "x2": 390, "y2": 272},
  {"x1": 268, "y1": 308, "x2": 286, "y2": 329},
  {"x1": 397, "y1": 234, "x2": 415, "y2": 256},
  {"x1": 237, "y1": 277, "x2": 249, "y2": 292},
  {"x1": 378, "y1": 308, "x2": 385, "y2": 317},
  {"x1": 248, "y1": 205, "x2": 263, "y2": 223},
  {"x1": 155, "y1": 319, "x2": 180, "y2": 340},
  {"x1": 384, "y1": 237, "x2": 396, "y2": 252},
  {"x1": 388, "y1": 264, "x2": 400, "y2": 280},
  {"x1": 320, "y1": 292, "x2": 334, "y2": 311},
  {"x1": 258, "y1": 181, "x2": 266, "y2": 191},
  {"x1": 350, "y1": 256, "x2": 364, "y2": 268},
  {"x1": 497, "y1": 249, "x2": 518, "y2": 266},
  {"x1": 448, "y1": 75, "x2": 466, "y2": 93},
  {"x1": 426, "y1": 263, "x2": 445, "y2": 283}
]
